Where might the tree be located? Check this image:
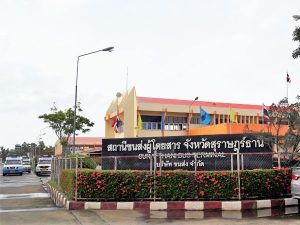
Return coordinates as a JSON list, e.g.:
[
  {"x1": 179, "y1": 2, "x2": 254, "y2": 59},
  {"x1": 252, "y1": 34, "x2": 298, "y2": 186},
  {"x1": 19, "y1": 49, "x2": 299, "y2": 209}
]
[
  {"x1": 38, "y1": 103, "x2": 94, "y2": 156},
  {"x1": 292, "y1": 26, "x2": 300, "y2": 59},
  {"x1": 0, "y1": 147, "x2": 9, "y2": 161},
  {"x1": 283, "y1": 95, "x2": 300, "y2": 164},
  {"x1": 34, "y1": 141, "x2": 55, "y2": 157},
  {"x1": 268, "y1": 96, "x2": 300, "y2": 166},
  {"x1": 268, "y1": 97, "x2": 291, "y2": 152}
]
